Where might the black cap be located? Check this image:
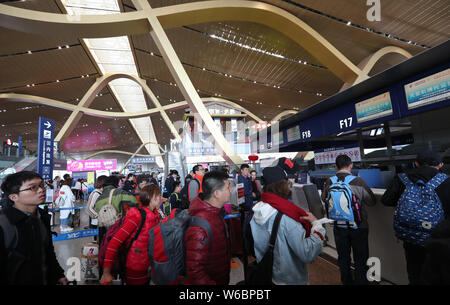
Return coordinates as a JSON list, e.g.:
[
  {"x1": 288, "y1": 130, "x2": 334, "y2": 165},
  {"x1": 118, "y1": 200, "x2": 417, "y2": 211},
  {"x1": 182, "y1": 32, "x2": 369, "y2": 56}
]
[
  {"x1": 417, "y1": 150, "x2": 442, "y2": 166},
  {"x1": 262, "y1": 166, "x2": 288, "y2": 185},
  {"x1": 277, "y1": 157, "x2": 300, "y2": 178}
]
